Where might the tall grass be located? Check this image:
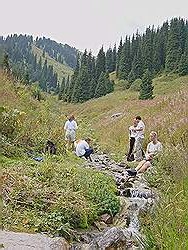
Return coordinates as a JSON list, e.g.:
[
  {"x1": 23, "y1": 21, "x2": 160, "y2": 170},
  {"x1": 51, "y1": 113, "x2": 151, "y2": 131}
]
[
  {"x1": 60, "y1": 73, "x2": 188, "y2": 247},
  {"x1": 1, "y1": 72, "x2": 188, "y2": 245}
]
